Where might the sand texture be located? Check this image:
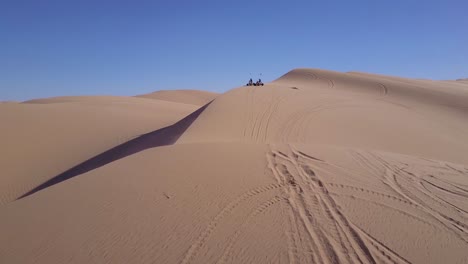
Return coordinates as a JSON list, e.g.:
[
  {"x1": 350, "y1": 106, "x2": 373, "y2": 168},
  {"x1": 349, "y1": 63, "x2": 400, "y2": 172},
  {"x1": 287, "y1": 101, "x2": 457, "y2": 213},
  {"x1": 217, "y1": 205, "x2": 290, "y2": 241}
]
[{"x1": 1, "y1": 69, "x2": 467, "y2": 263}]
